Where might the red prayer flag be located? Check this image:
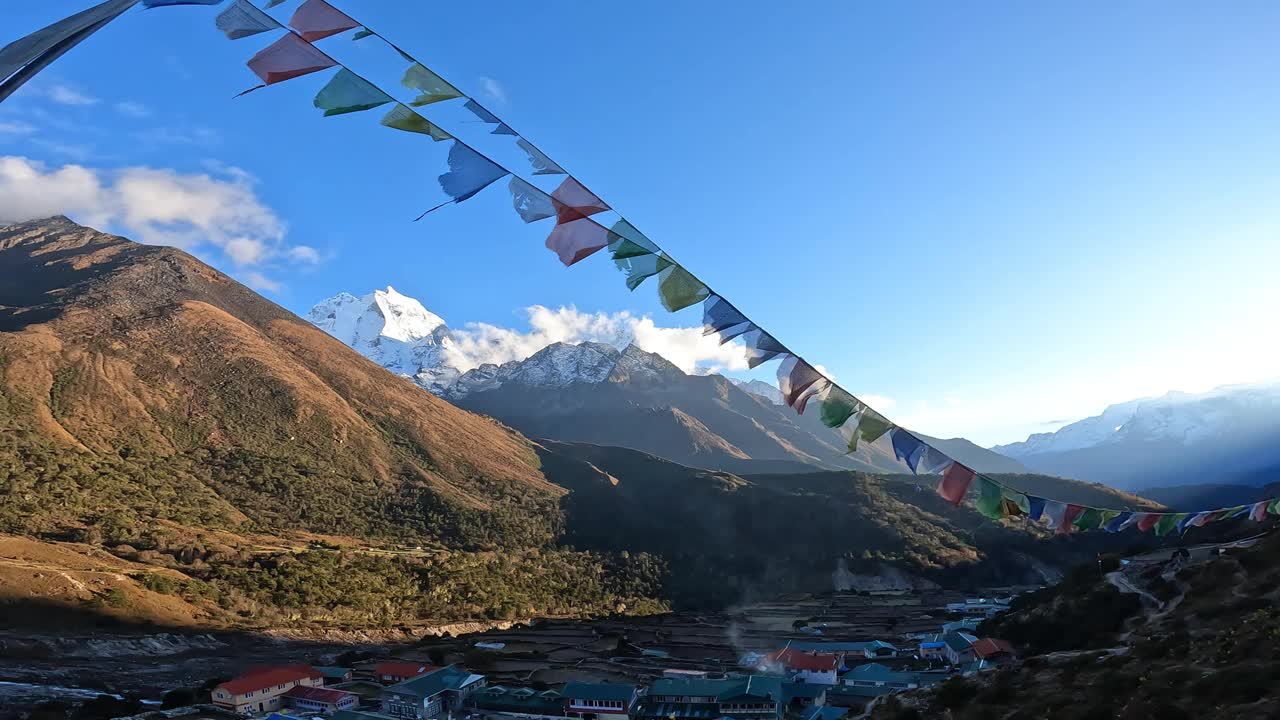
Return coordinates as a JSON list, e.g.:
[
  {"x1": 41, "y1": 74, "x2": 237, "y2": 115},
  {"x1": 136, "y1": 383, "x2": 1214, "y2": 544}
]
[
  {"x1": 246, "y1": 33, "x2": 336, "y2": 85},
  {"x1": 546, "y1": 218, "x2": 610, "y2": 266},
  {"x1": 937, "y1": 462, "x2": 976, "y2": 506},
  {"x1": 289, "y1": 0, "x2": 358, "y2": 42},
  {"x1": 1058, "y1": 504, "x2": 1085, "y2": 535},
  {"x1": 552, "y1": 177, "x2": 610, "y2": 224},
  {"x1": 1136, "y1": 513, "x2": 1161, "y2": 533}
]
